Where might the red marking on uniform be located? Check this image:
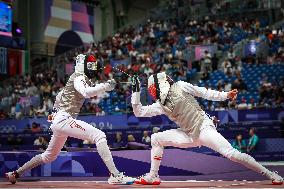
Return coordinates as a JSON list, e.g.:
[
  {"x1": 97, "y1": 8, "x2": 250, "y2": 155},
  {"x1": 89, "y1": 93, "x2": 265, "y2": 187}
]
[
  {"x1": 148, "y1": 84, "x2": 157, "y2": 100},
  {"x1": 153, "y1": 156, "x2": 162, "y2": 161},
  {"x1": 70, "y1": 120, "x2": 85, "y2": 131},
  {"x1": 74, "y1": 124, "x2": 86, "y2": 131}
]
